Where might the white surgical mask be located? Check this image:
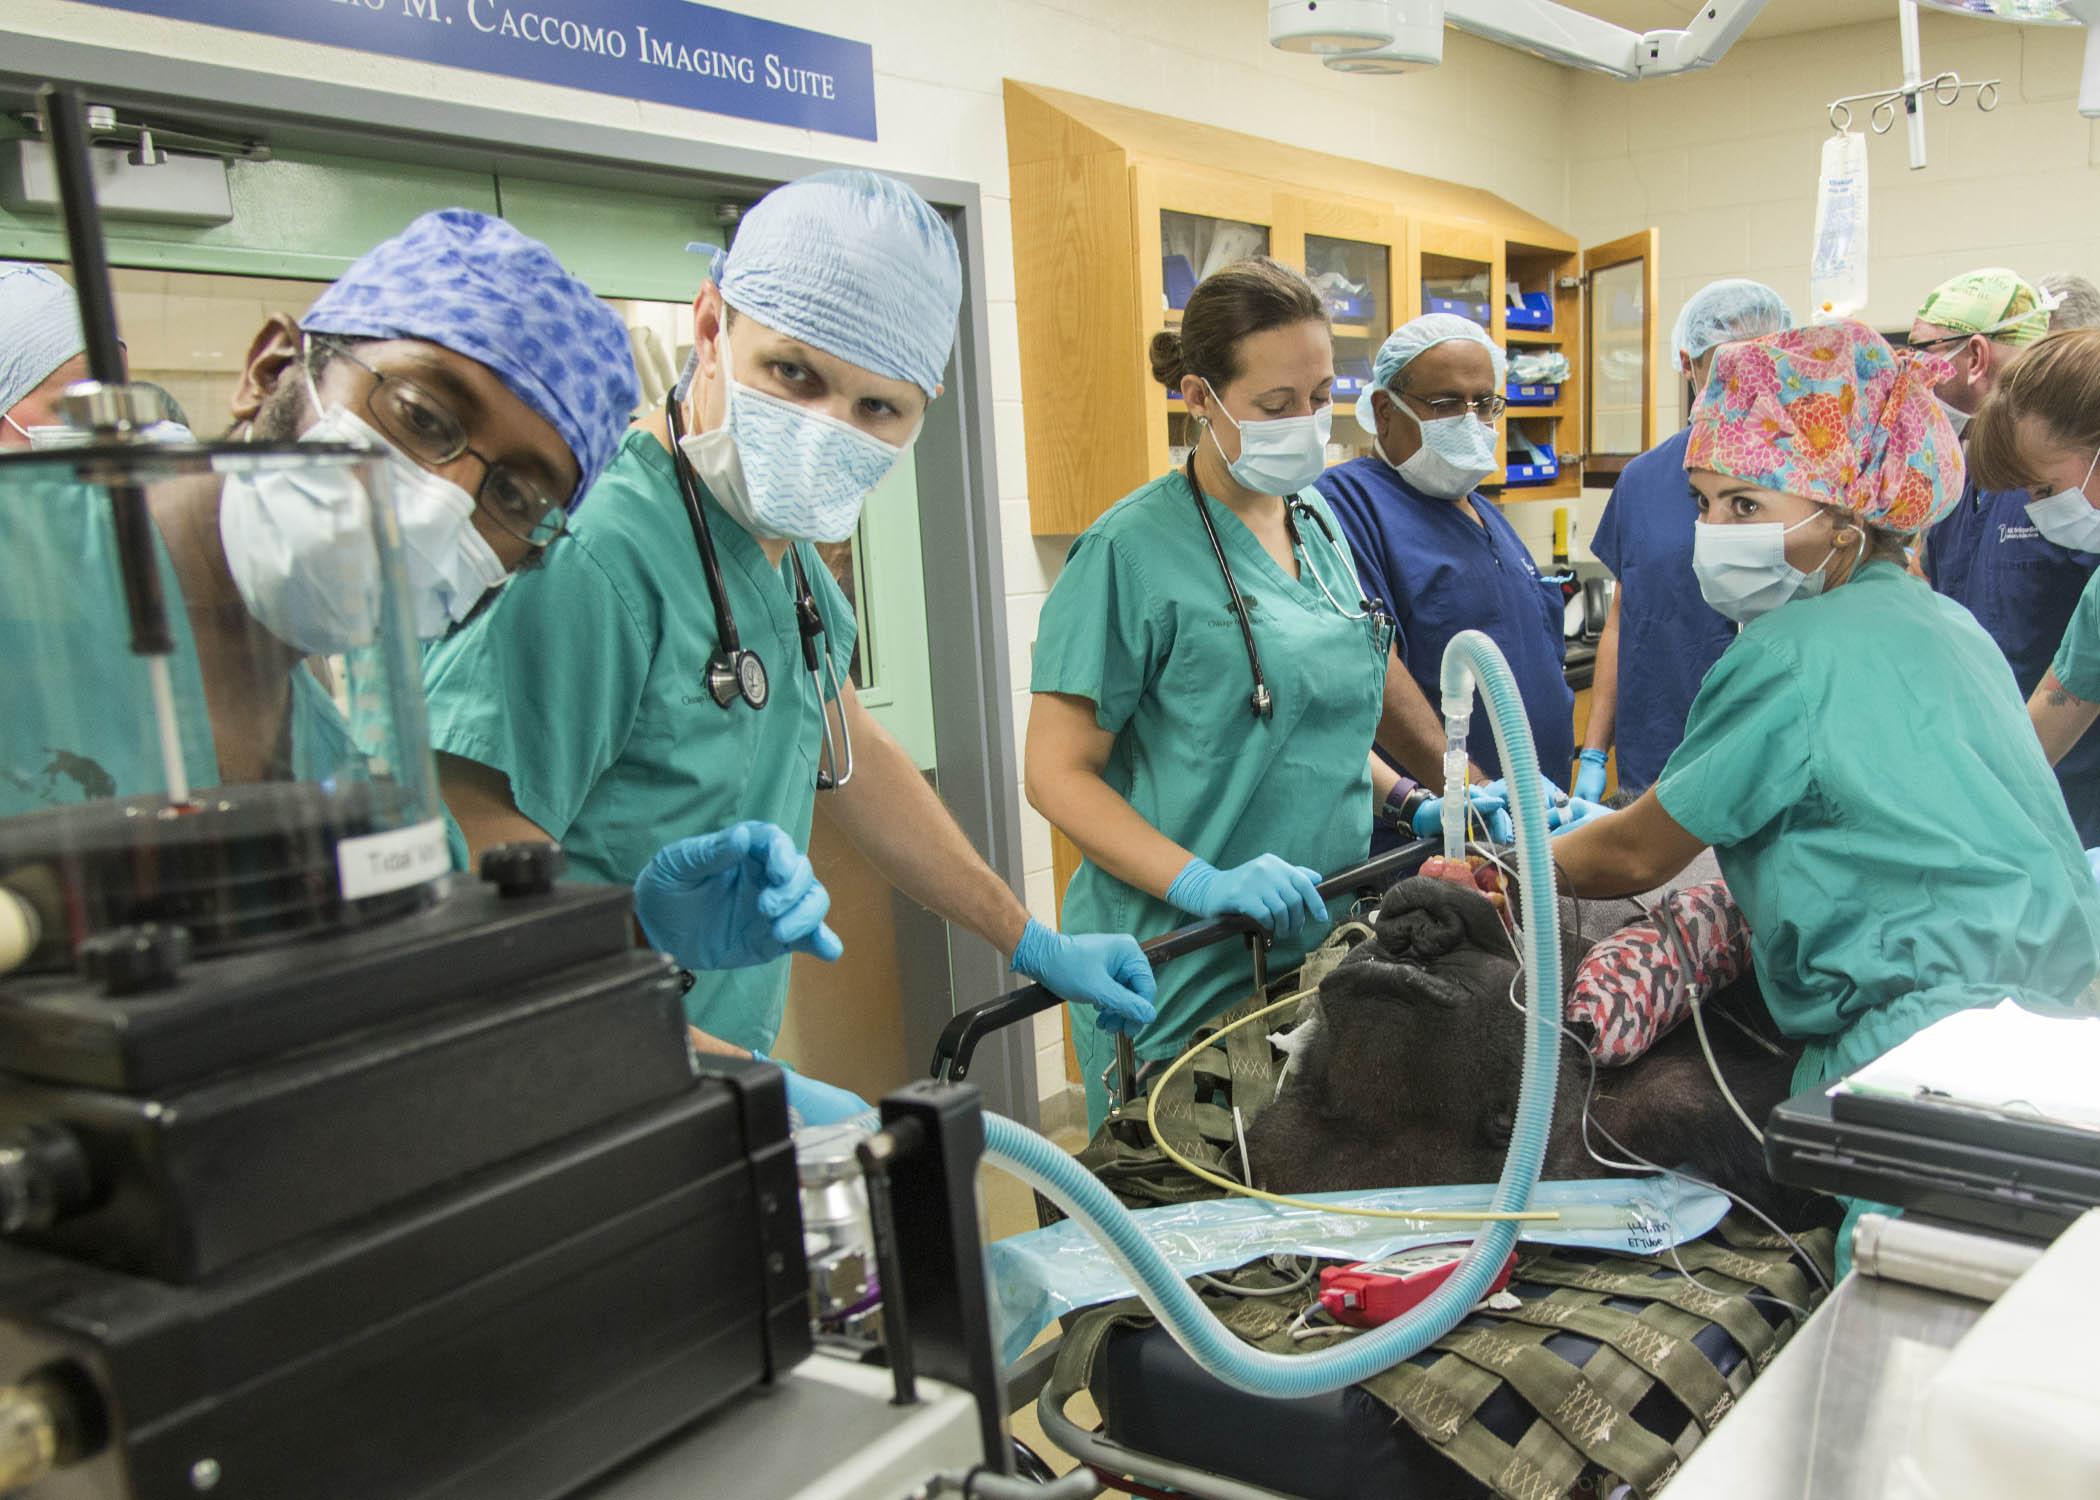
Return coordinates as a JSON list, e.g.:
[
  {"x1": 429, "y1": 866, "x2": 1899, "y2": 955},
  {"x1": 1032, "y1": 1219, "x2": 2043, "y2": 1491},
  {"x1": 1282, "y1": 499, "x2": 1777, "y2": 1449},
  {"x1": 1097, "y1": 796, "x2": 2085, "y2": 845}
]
[
  {"x1": 222, "y1": 373, "x2": 508, "y2": 653},
  {"x1": 1691, "y1": 512, "x2": 1844, "y2": 625},
  {"x1": 1934, "y1": 394, "x2": 1972, "y2": 438},
  {"x1": 303, "y1": 399, "x2": 508, "y2": 637},
  {"x1": 2025, "y1": 448, "x2": 2100, "y2": 552},
  {"x1": 1201, "y1": 381, "x2": 1332, "y2": 496},
  {"x1": 678, "y1": 328, "x2": 912, "y2": 543},
  {"x1": 1381, "y1": 396, "x2": 1499, "y2": 499}
]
